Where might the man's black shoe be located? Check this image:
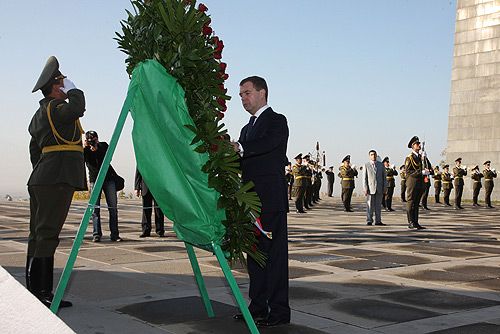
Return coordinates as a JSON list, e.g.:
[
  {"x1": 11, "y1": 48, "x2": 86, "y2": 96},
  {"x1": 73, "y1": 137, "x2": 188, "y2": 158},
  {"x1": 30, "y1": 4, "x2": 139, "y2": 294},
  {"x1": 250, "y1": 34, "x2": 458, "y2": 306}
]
[
  {"x1": 139, "y1": 232, "x2": 150, "y2": 238},
  {"x1": 388, "y1": 208, "x2": 395, "y2": 212},
  {"x1": 296, "y1": 210, "x2": 306, "y2": 214},
  {"x1": 256, "y1": 317, "x2": 290, "y2": 327},
  {"x1": 408, "y1": 223, "x2": 415, "y2": 229},
  {"x1": 305, "y1": 206, "x2": 311, "y2": 210},
  {"x1": 233, "y1": 311, "x2": 267, "y2": 321},
  {"x1": 374, "y1": 222, "x2": 386, "y2": 226},
  {"x1": 366, "y1": 222, "x2": 373, "y2": 226},
  {"x1": 157, "y1": 232, "x2": 165, "y2": 237},
  {"x1": 423, "y1": 207, "x2": 430, "y2": 210}
]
